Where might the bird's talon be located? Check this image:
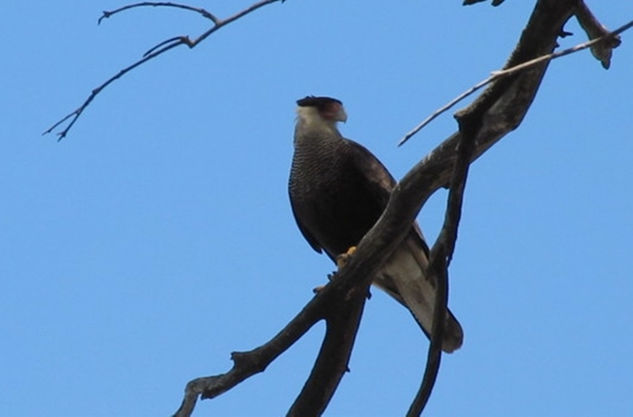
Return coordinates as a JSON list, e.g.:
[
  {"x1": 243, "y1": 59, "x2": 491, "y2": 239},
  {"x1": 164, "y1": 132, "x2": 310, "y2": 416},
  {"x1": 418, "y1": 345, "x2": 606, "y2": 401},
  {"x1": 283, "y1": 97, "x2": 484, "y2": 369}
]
[{"x1": 336, "y1": 246, "x2": 357, "y2": 269}]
